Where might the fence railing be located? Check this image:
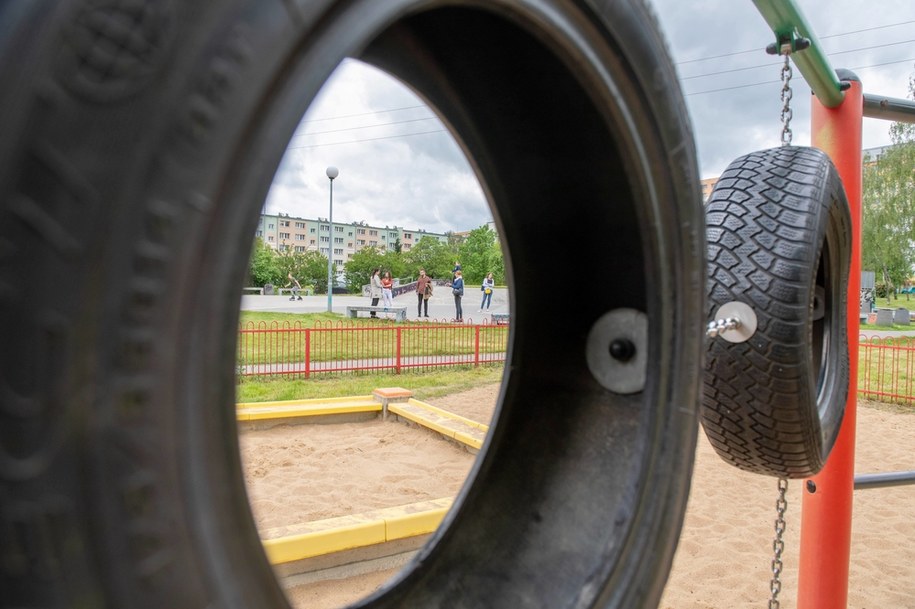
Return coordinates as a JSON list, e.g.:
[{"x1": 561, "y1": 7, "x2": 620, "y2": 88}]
[
  {"x1": 858, "y1": 334, "x2": 915, "y2": 405},
  {"x1": 238, "y1": 326, "x2": 915, "y2": 404},
  {"x1": 237, "y1": 319, "x2": 508, "y2": 378}
]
